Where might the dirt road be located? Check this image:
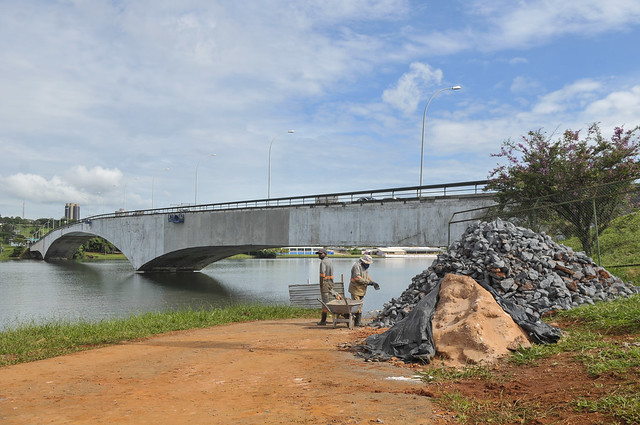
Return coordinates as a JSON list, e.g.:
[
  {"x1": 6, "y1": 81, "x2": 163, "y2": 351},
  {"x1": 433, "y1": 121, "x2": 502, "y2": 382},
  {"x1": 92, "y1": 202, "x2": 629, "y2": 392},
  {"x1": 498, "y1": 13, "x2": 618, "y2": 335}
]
[{"x1": 0, "y1": 319, "x2": 445, "y2": 424}]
